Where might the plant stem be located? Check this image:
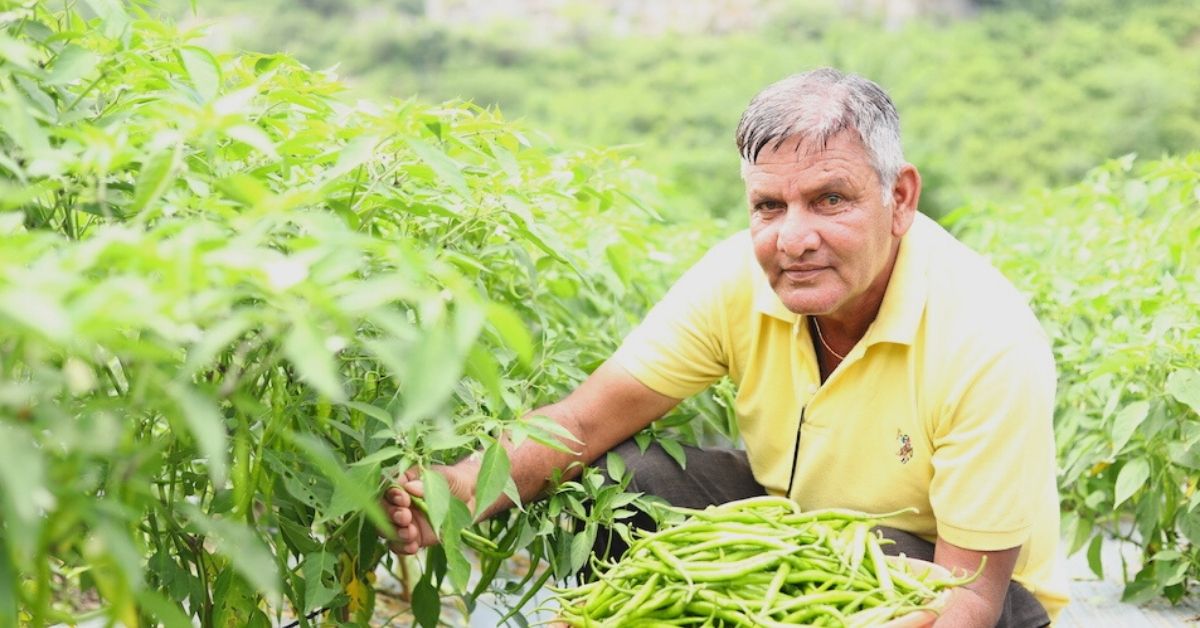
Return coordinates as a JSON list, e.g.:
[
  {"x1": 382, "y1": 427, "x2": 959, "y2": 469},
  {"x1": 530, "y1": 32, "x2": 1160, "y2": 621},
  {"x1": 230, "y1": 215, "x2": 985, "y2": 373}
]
[{"x1": 32, "y1": 539, "x2": 50, "y2": 628}]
